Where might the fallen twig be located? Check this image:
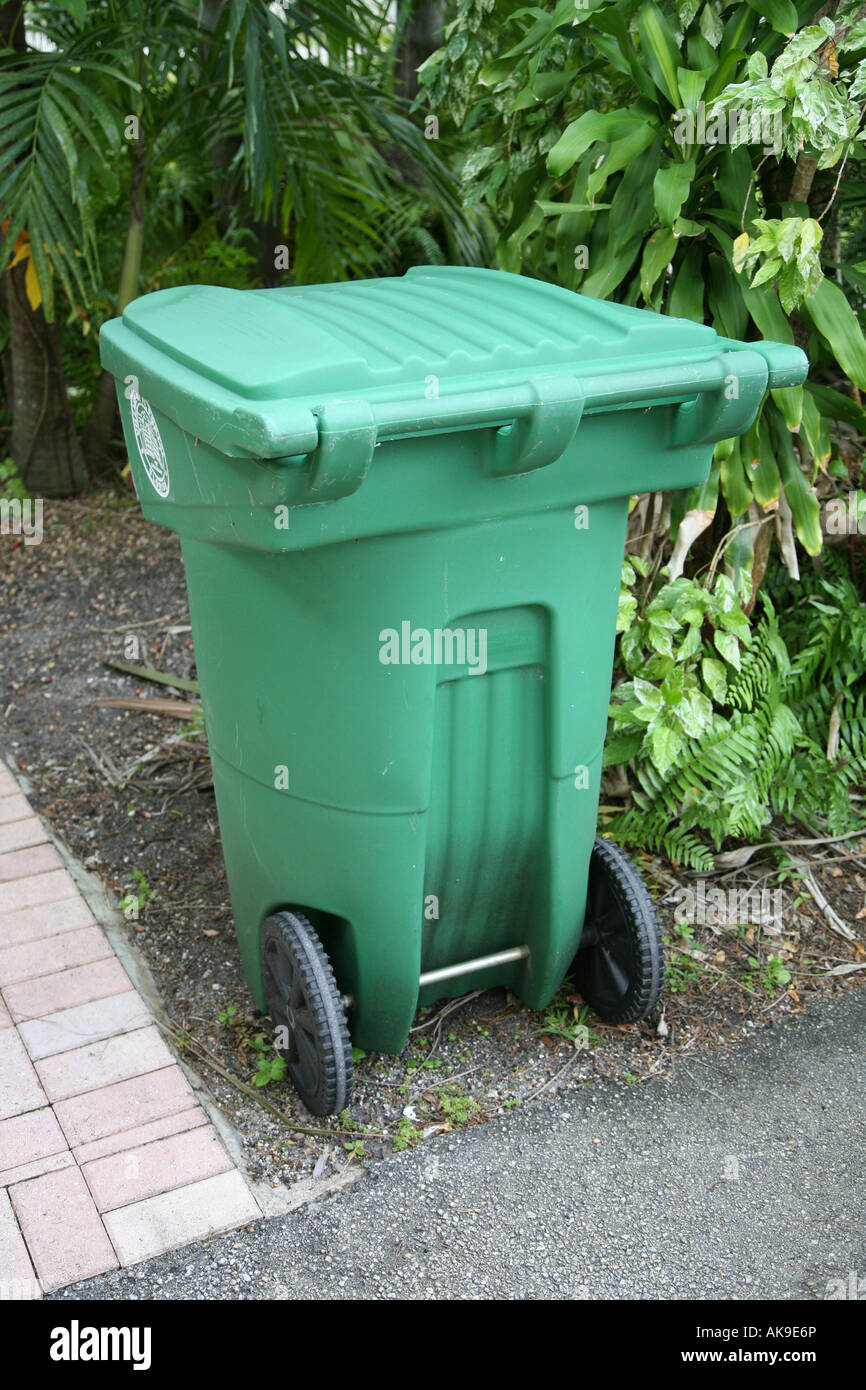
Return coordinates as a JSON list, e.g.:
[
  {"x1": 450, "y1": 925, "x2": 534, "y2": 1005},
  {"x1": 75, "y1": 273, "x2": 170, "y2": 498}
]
[
  {"x1": 79, "y1": 739, "x2": 123, "y2": 787},
  {"x1": 799, "y1": 867, "x2": 857, "y2": 943},
  {"x1": 668, "y1": 945, "x2": 764, "y2": 998},
  {"x1": 409, "y1": 990, "x2": 484, "y2": 1035},
  {"x1": 161, "y1": 1024, "x2": 385, "y2": 1140},
  {"x1": 523, "y1": 1050, "x2": 581, "y2": 1102},
  {"x1": 93, "y1": 614, "x2": 180, "y2": 634},
  {"x1": 114, "y1": 729, "x2": 205, "y2": 787},
  {"x1": 714, "y1": 826, "x2": 866, "y2": 870},
  {"x1": 407, "y1": 1062, "x2": 482, "y2": 1105},
  {"x1": 93, "y1": 696, "x2": 202, "y2": 718}
]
